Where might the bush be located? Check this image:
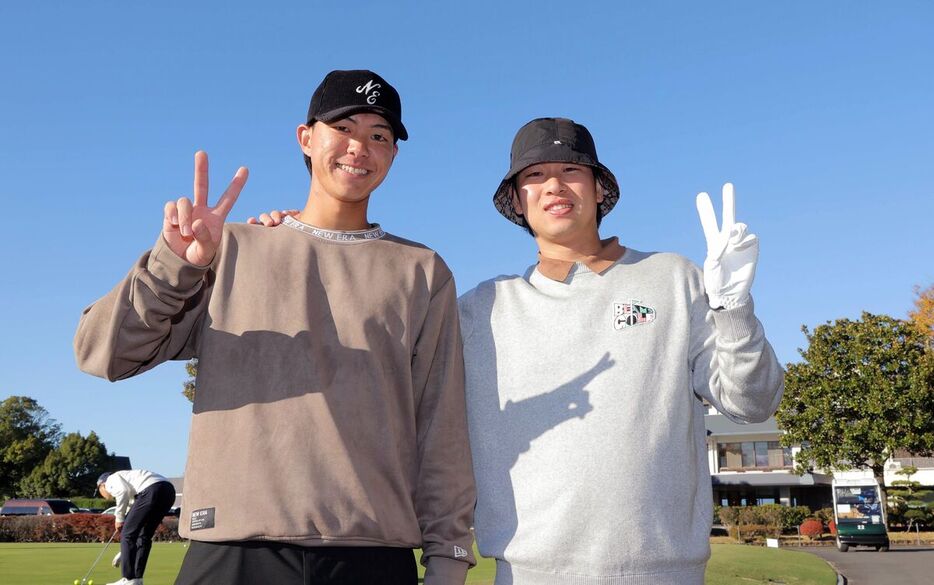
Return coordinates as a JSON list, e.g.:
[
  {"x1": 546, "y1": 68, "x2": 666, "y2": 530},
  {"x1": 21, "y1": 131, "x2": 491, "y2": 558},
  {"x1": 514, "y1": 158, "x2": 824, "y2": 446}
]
[
  {"x1": 799, "y1": 518, "x2": 824, "y2": 539},
  {"x1": 154, "y1": 518, "x2": 179, "y2": 541},
  {"x1": 781, "y1": 506, "x2": 812, "y2": 531},
  {"x1": 815, "y1": 507, "x2": 835, "y2": 525},
  {"x1": 719, "y1": 506, "x2": 787, "y2": 541},
  {"x1": 0, "y1": 514, "x2": 179, "y2": 543},
  {"x1": 69, "y1": 497, "x2": 114, "y2": 510},
  {"x1": 754, "y1": 504, "x2": 785, "y2": 537},
  {"x1": 718, "y1": 506, "x2": 740, "y2": 527}
]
